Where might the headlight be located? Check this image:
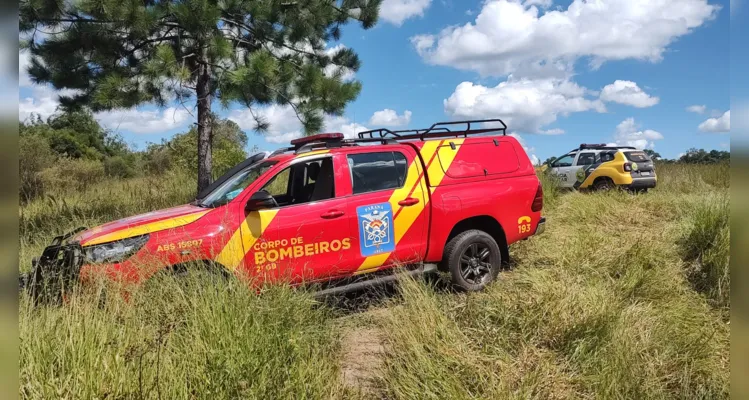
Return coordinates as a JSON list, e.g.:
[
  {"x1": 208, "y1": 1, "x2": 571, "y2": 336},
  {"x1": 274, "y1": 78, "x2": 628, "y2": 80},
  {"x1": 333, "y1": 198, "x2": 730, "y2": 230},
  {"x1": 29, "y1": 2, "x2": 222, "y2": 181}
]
[{"x1": 83, "y1": 234, "x2": 150, "y2": 264}]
